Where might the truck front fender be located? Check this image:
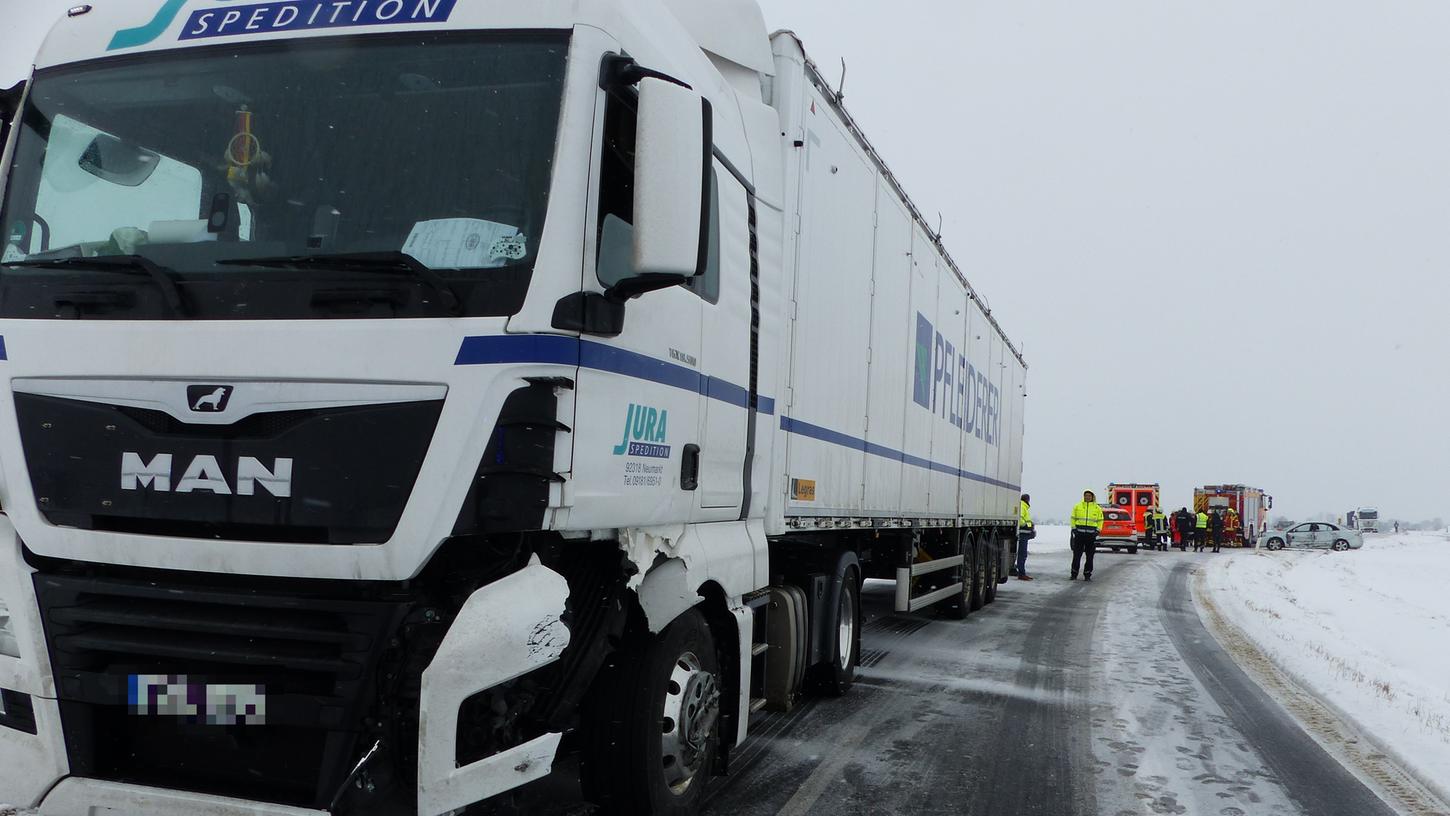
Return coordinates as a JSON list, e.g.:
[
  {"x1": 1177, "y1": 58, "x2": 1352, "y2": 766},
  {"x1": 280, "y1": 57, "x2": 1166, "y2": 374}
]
[{"x1": 416, "y1": 559, "x2": 570, "y2": 816}]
